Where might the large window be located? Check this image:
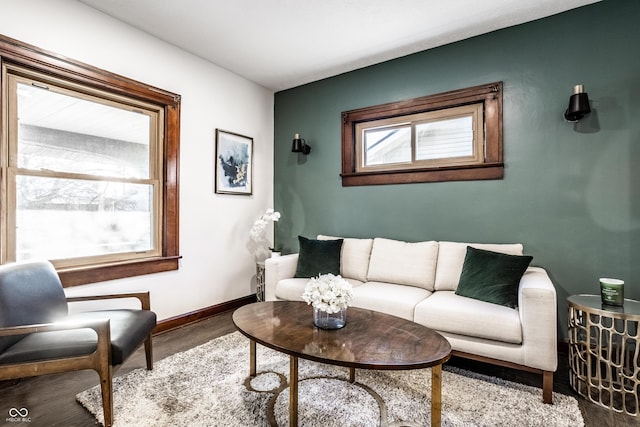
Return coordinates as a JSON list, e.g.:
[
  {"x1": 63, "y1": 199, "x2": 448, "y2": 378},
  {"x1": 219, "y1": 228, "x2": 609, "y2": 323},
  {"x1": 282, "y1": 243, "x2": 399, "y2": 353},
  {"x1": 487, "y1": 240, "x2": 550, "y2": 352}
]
[
  {"x1": 341, "y1": 82, "x2": 503, "y2": 186},
  {"x1": 0, "y1": 35, "x2": 180, "y2": 286}
]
